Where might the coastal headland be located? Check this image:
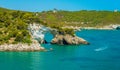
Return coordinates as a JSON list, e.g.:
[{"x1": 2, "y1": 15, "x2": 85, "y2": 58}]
[{"x1": 0, "y1": 7, "x2": 120, "y2": 51}]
